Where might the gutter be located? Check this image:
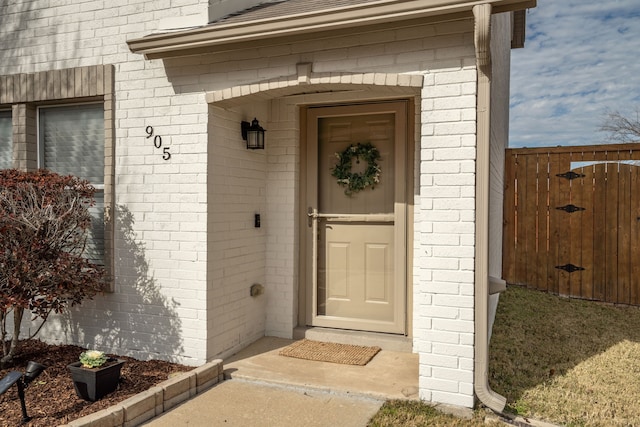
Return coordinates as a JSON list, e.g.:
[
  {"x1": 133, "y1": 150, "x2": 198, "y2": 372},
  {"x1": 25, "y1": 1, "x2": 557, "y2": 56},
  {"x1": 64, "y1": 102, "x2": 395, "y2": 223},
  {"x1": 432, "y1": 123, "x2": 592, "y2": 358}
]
[{"x1": 472, "y1": 3, "x2": 507, "y2": 413}]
